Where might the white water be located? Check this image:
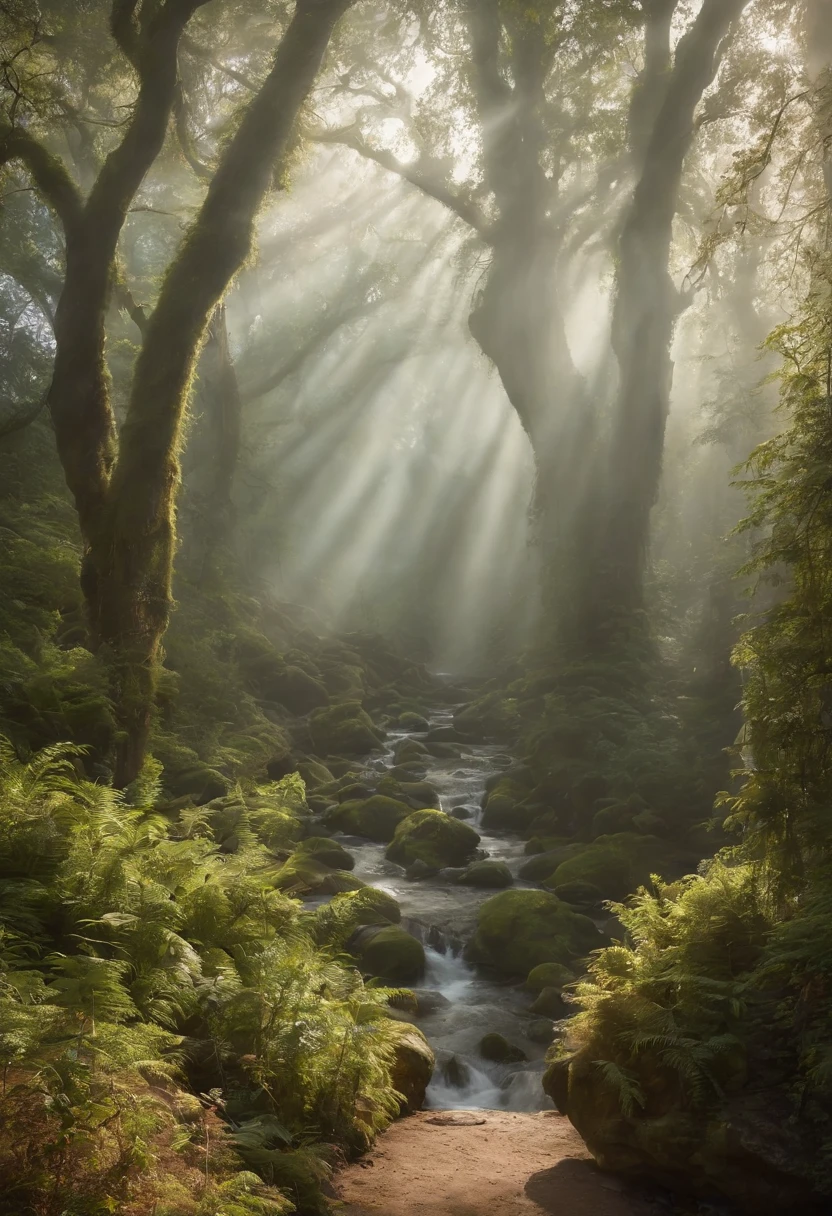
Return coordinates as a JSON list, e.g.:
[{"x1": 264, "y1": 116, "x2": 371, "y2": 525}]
[{"x1": 331, "y1": 705, "x2": 556, "y2": 1112}]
